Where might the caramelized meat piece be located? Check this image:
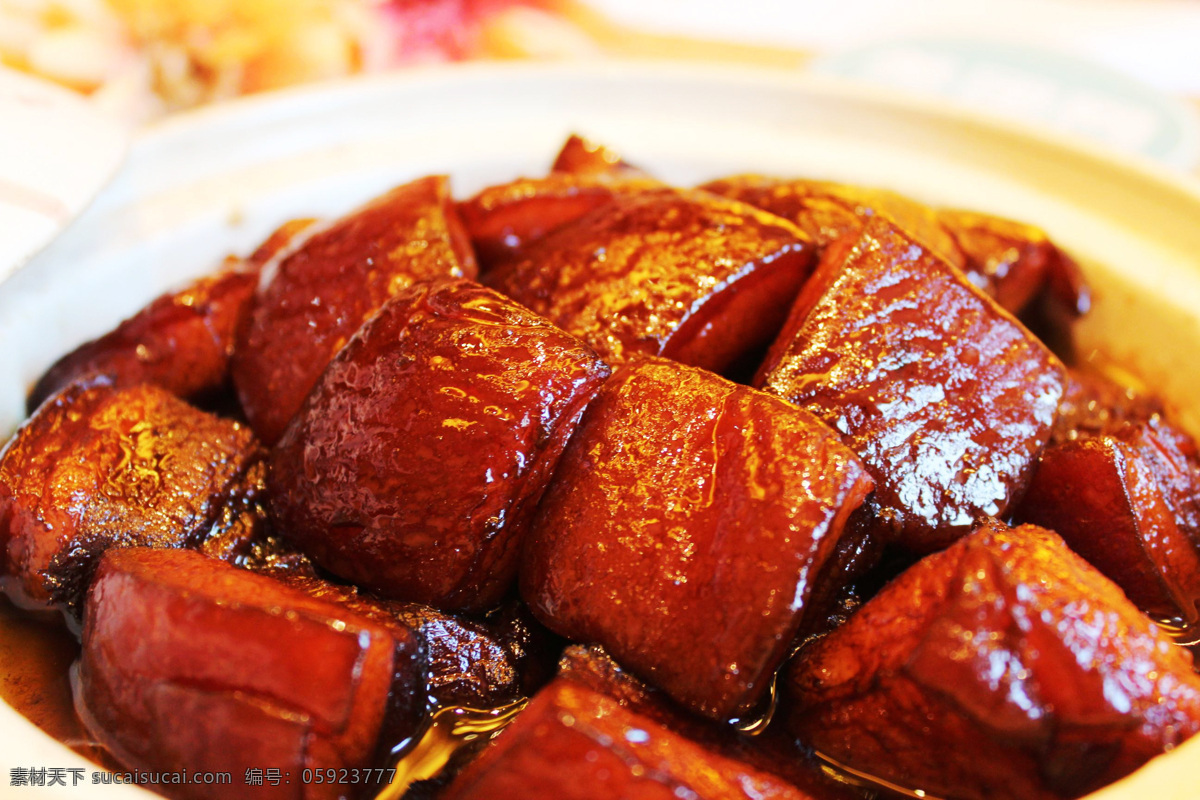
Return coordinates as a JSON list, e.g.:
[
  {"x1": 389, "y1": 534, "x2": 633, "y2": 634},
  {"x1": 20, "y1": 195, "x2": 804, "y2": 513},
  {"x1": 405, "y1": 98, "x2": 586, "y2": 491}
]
[
  {"x1": 701, "y1": 176, "x2": 1090, "y2": 316},
  {"x1": 1051, "y1": 369, "x2": 1165, "y2": 444},
  {"x1": 699, "y1": 175, "x2": 966, "y2": 270},
  {"x1": 938, "y1": 208, "x2": 1090, "y2": 317},
  {"x1": 522, "y1": 358, "x2": 872, "y2": 720},
  {"x1": 270, "y1": 279, "x2": 609, "y2": 612},
  {"x1": 557, "y1": 646, "x2": 863, "y2": 800},
  {"x1": 233, "y1": 176, "x2": 477, "y2": 444},
  {"x1": 26, "y1": 219, "x2": 314, "y2": 414},
  {"x1": 442, "y1": 678, "x2": 811, "y2": 800},
  {"x1": 1028, "y1": 369, "x2": 1200, "y2": 622},
  {"x1": 457, "y1": 172, "x2": 660, "y2": 270},
  {"x1": 77, "y1": 548, "x2": 421, "y2": 800},
  {"x1": 1019, "y1": 421, "x2": 1200, "y2": 623},
  {"x1": 458, "y1": 135, "x2": 657, "y2": 270},
  {"x1": 0, "y1": 379, "x2": 266, "y2": 616},
  {"x1": 394, "y1": 603, "x2": 541, "y2": 711},
  {"x1": 758, "y1": 217, "x2": 1065, "y2": 552},
  {"x1": 28, "y1": 270, "x2": 255, "y2": 413},
  {"x1": 786, "y1": 522, "x2": 1200, "y2": 800},
  {"x1": 550, "y1": 134, "x2": 647, "y2": 178},
  {"x1": 480, "y1": 600, "x2": 562, "y2": 700},
  {"x1": 488, "y1": 188, "x2": 814, "y2": 375},
  {"x1": 276, "y1": 573, "x2": 545, "y2": 713}
]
